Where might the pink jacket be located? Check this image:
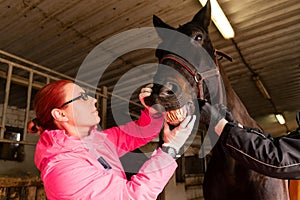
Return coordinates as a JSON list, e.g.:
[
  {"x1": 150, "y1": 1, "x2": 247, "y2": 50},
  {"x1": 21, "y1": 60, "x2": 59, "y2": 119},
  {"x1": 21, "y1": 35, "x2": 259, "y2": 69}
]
[{"x1": 35, "y1": 110, "x2": 177, "y2": 200}]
